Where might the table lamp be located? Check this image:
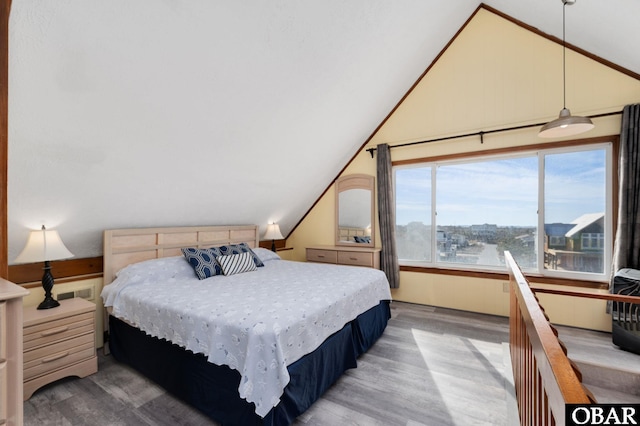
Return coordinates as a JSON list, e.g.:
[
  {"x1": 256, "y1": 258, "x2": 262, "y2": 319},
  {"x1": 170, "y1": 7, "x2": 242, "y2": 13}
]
[
  {"x1": 15, "y1": 225, "x2": 74, "y2": 309},
  {"x1": 264, "y1": 223, "x2": 284, "y2": 252}
]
